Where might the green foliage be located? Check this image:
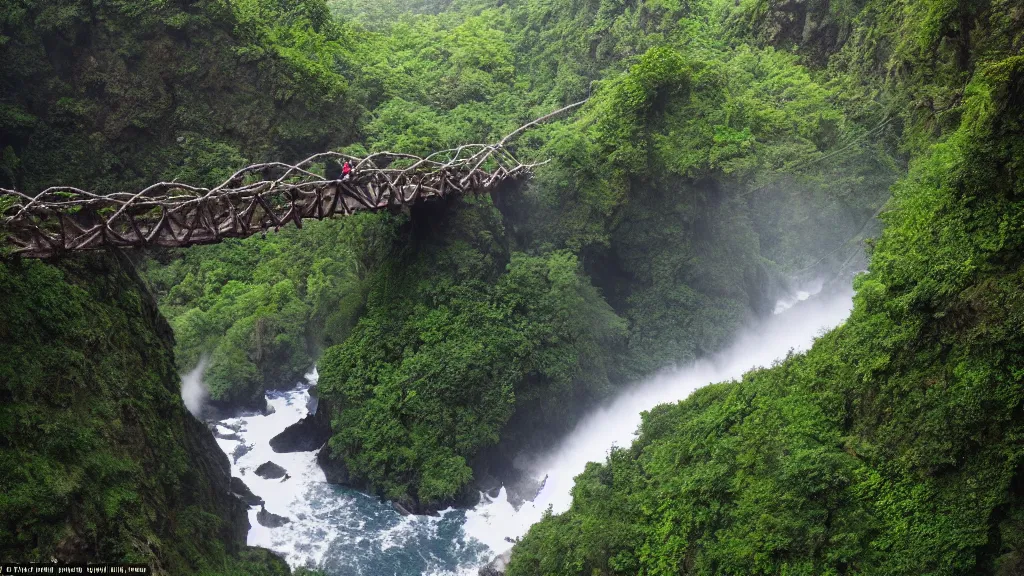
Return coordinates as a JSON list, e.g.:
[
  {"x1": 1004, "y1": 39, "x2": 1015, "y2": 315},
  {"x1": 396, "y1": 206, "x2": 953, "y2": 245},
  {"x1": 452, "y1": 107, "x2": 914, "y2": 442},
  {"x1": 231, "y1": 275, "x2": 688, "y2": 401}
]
[
  {"x1": 0, "y1": 0, "x2": 360, "y2": 192},
  {"x1": 143, "y1": 214, "x2": 393, "y2": 407},
  {"x1": 291, "y1": 0, "x2": 896, "y2": 507},
  {"x1": 0, "y1": 4, "x2": 945, "y2": 572},
  {"x1": 514, "y1": 36, "x2": 893, "y2": 375},
  {"x1": 0, "y1": 253, "x2": 285, "y2": 573},
  {"x1": 317, "y1": 199, "x2": 626, "y2": 508},
  {"x1": 508, "y1": 10, "x2": 1024, "y2": 576}
]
